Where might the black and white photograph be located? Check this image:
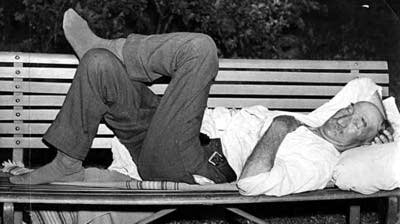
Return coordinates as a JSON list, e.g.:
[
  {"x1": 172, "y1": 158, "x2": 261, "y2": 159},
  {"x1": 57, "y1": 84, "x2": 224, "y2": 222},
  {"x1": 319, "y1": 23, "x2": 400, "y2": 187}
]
[{"x1": 1, "y1": 0, "x2": 400, "y2": 223}]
